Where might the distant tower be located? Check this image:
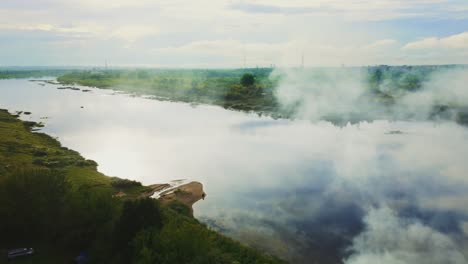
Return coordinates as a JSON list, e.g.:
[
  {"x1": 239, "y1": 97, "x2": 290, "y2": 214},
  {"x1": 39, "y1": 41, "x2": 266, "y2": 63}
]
[
  {"x1": 301, "y1": 53, "x2": 304, "y2": 68},
  {"x1": 243, "y1": 51, "x2": 246, "y2": 69}
]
